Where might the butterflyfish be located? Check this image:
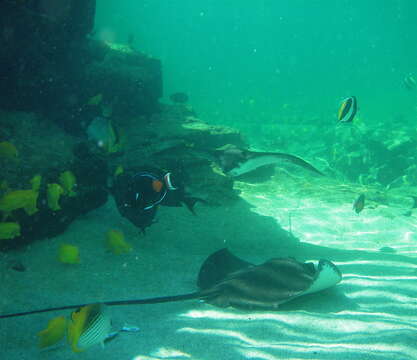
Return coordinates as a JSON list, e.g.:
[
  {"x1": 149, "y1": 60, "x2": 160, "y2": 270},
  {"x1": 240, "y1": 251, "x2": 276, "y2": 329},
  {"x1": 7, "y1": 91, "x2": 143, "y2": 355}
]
[
  {"x1": 338, "y1": 96, "x2": 357, "y2": 123},
  {"x1": 67, "y1": 303, "x2": 112, "y2": 352}
]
